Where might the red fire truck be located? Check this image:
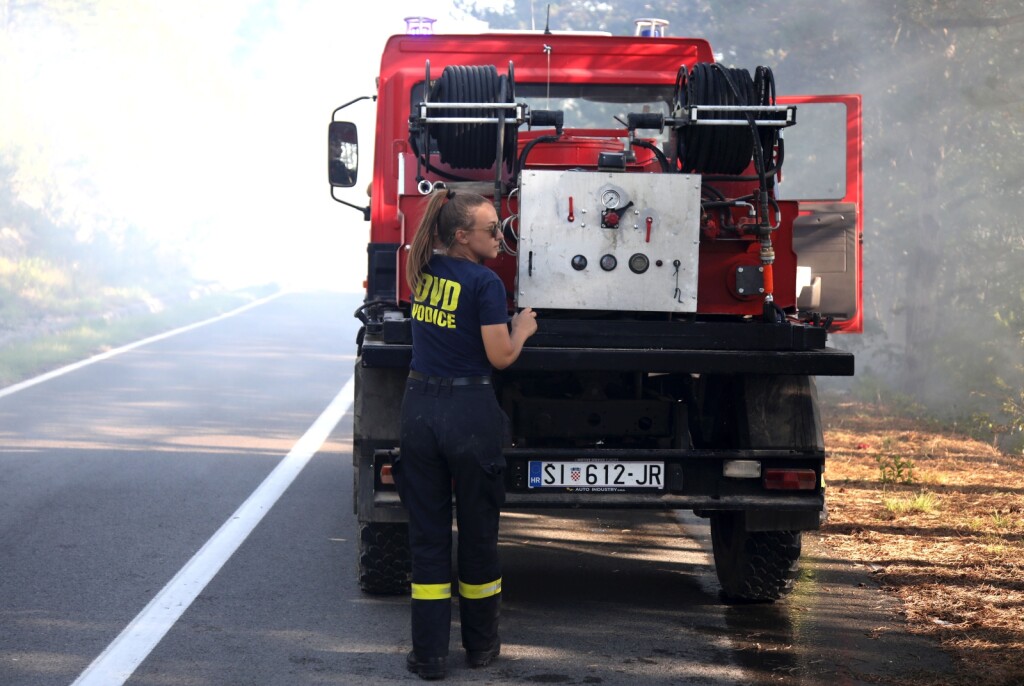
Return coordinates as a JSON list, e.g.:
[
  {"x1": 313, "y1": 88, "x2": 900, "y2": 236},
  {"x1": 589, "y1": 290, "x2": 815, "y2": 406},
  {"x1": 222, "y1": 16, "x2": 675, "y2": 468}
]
[{"x1": 328, "y1": 17, "x2": 862, "y2": 602}]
